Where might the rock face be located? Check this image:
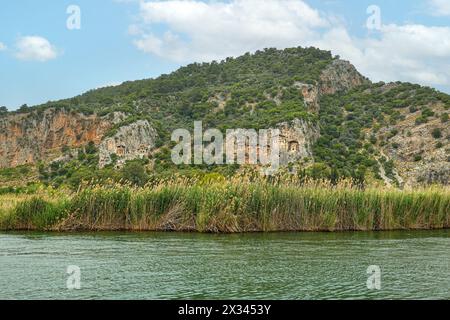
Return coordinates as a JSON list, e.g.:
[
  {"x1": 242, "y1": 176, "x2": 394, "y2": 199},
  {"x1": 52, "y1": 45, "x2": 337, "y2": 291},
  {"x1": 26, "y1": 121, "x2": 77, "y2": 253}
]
[
  {"x1": 99, "y1": 120, "x2": 158, "y2": 168},
  {"x1": 319, "y1": 59, "x2": 369, "y2": 95},
  {"x1": 0, "y1": 109, "x2": 115, "y2": 168},
  {"x1": 277, "y1": 119, "x2": 320, "y2": 165},
  {"x1": 0, "y1": 108, "x2": 157, "y2": 170},
  {"x1": 224, "y1": 119, "x2": 319, "y2": 166},
  {"x1": 295, "y1": 59, "x2": 369, "y2": 113},
  {"x1": 377, "y1": 102, "x2": 449, "y2": 186},
  {"x1": 293, "y1": 82, "x2": 319, "y2": 112}
]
